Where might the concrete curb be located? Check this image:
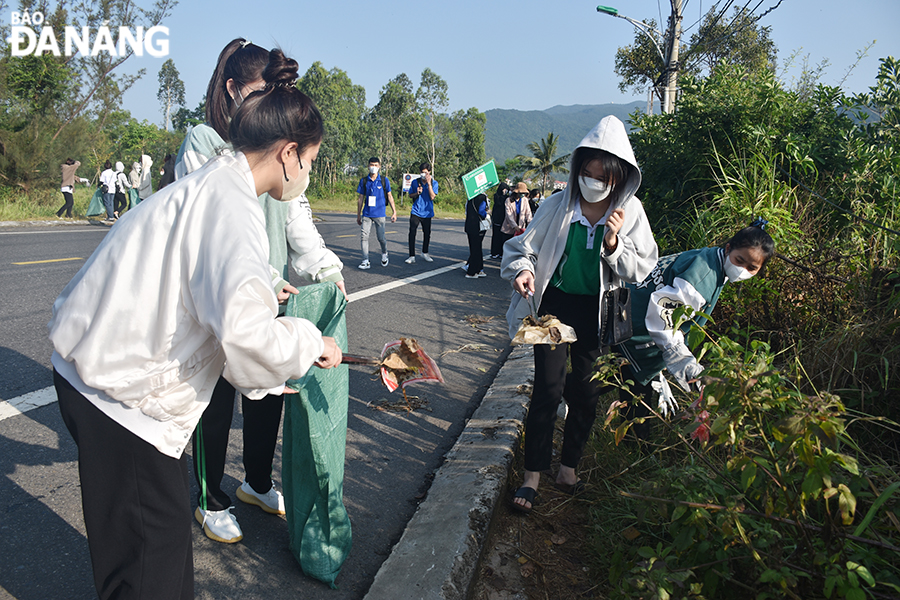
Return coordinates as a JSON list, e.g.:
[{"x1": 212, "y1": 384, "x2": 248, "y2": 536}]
[{"x1": 363, "y1": 345, "x2": 533, "y2": 600}]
